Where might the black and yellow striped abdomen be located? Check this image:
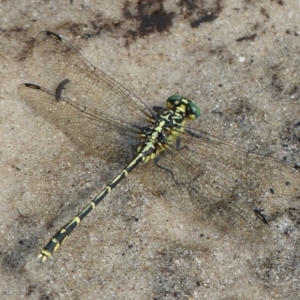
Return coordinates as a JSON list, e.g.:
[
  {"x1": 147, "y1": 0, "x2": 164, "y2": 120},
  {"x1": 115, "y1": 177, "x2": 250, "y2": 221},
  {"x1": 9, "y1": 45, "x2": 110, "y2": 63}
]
[{"x1": 37, "y1": 94, "x2": 199, "y2": 260}]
